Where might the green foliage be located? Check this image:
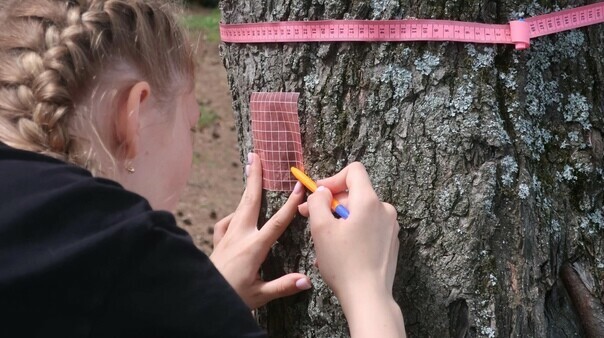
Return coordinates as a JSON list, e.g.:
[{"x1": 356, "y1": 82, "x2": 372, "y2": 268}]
[
  {"x1": 197, "y1": 105, "x2": 219, "y2": 130},
  {"x1": 183, "y1": 8, "x2": 221, "y2": 42}
]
